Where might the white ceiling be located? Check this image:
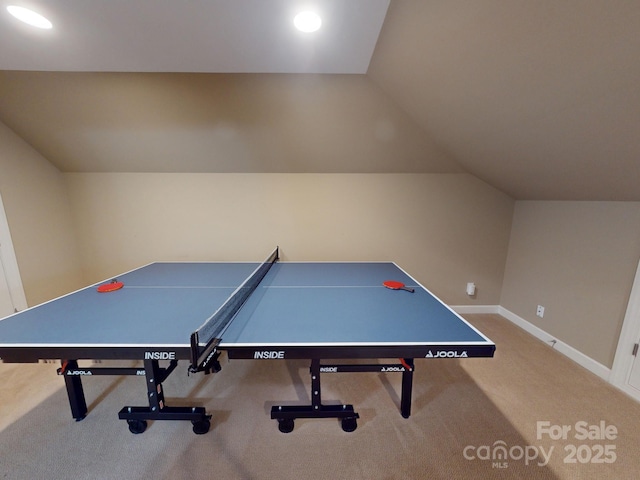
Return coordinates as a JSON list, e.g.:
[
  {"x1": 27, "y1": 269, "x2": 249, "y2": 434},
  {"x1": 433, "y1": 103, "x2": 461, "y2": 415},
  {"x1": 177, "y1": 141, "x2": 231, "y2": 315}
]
[{"x1": 0, "y1": 0, "x2": 389, "y2": 73}]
